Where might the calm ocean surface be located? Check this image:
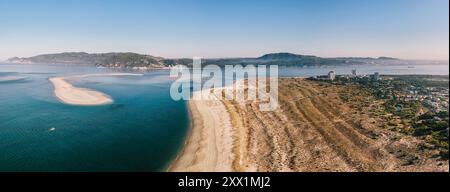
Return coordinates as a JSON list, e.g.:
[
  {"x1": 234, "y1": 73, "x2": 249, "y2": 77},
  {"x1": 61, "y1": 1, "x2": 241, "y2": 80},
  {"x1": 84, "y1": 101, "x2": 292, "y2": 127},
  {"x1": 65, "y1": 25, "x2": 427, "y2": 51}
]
[
  {"x1": 0, "y1": 64, "x2": 189, "y2": 171},
  {"x1": 0, "y1": 62, "x2": 448, "y2": 171}
]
